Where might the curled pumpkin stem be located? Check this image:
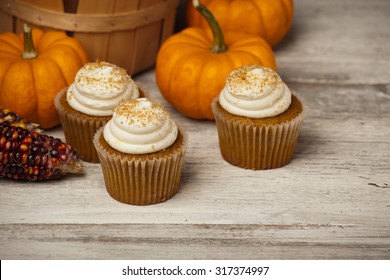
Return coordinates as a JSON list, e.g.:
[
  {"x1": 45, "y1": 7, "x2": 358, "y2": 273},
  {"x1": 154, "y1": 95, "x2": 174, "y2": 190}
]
[
  {"x1": 192, "y1": 0, "x2": 228, "y2": 53},
  {"x1": 22, "y1": 24, "x2": 38, "y2": 60}
]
